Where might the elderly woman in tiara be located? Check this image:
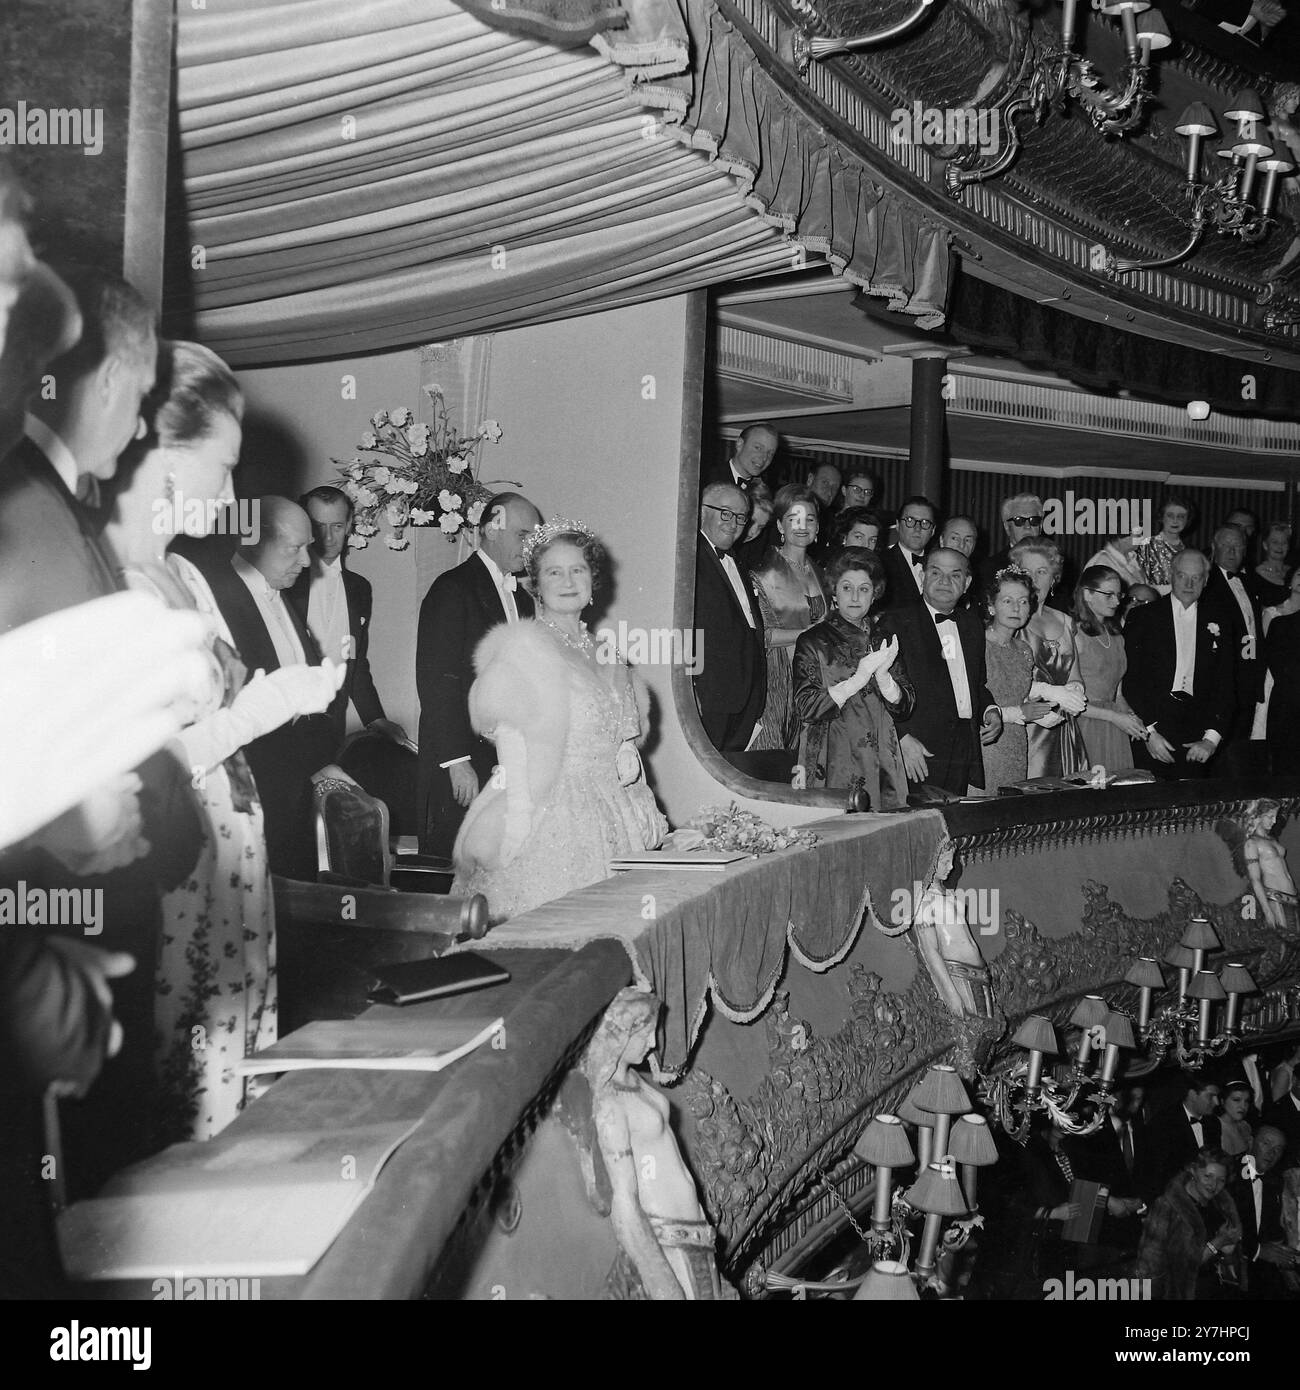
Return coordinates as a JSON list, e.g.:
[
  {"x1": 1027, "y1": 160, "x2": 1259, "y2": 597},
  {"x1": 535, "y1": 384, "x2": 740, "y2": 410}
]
[{"x1": 452, "y1": 519, "x2": 668, "y2": 922}]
